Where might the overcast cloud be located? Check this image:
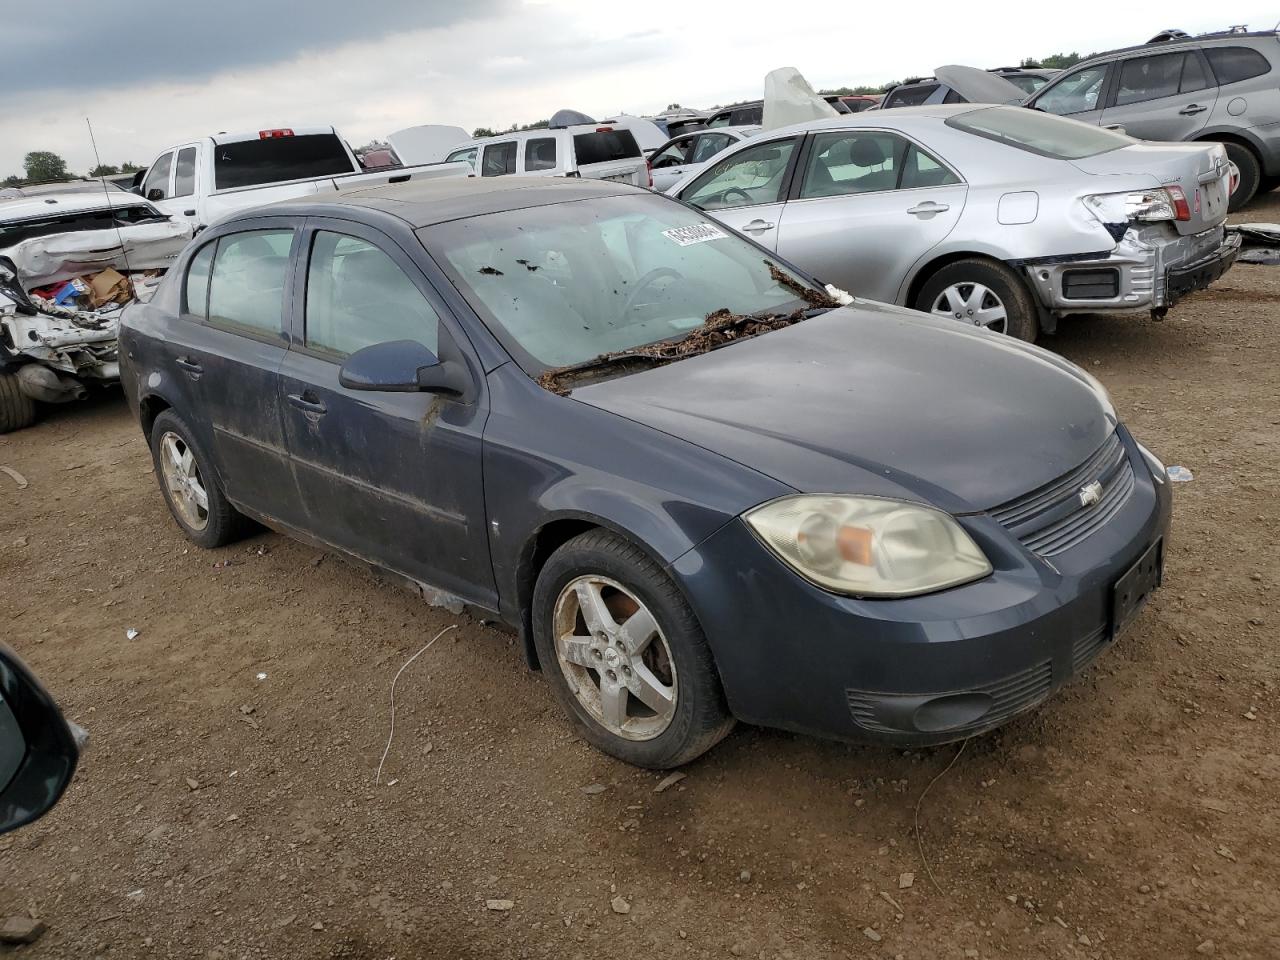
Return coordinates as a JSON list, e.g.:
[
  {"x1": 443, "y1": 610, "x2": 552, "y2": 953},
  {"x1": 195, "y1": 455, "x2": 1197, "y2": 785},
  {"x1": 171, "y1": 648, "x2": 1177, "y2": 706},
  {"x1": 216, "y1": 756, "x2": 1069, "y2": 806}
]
[{"x1": 2, "y1": 1, "x2": 1276, "y2": 176}]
